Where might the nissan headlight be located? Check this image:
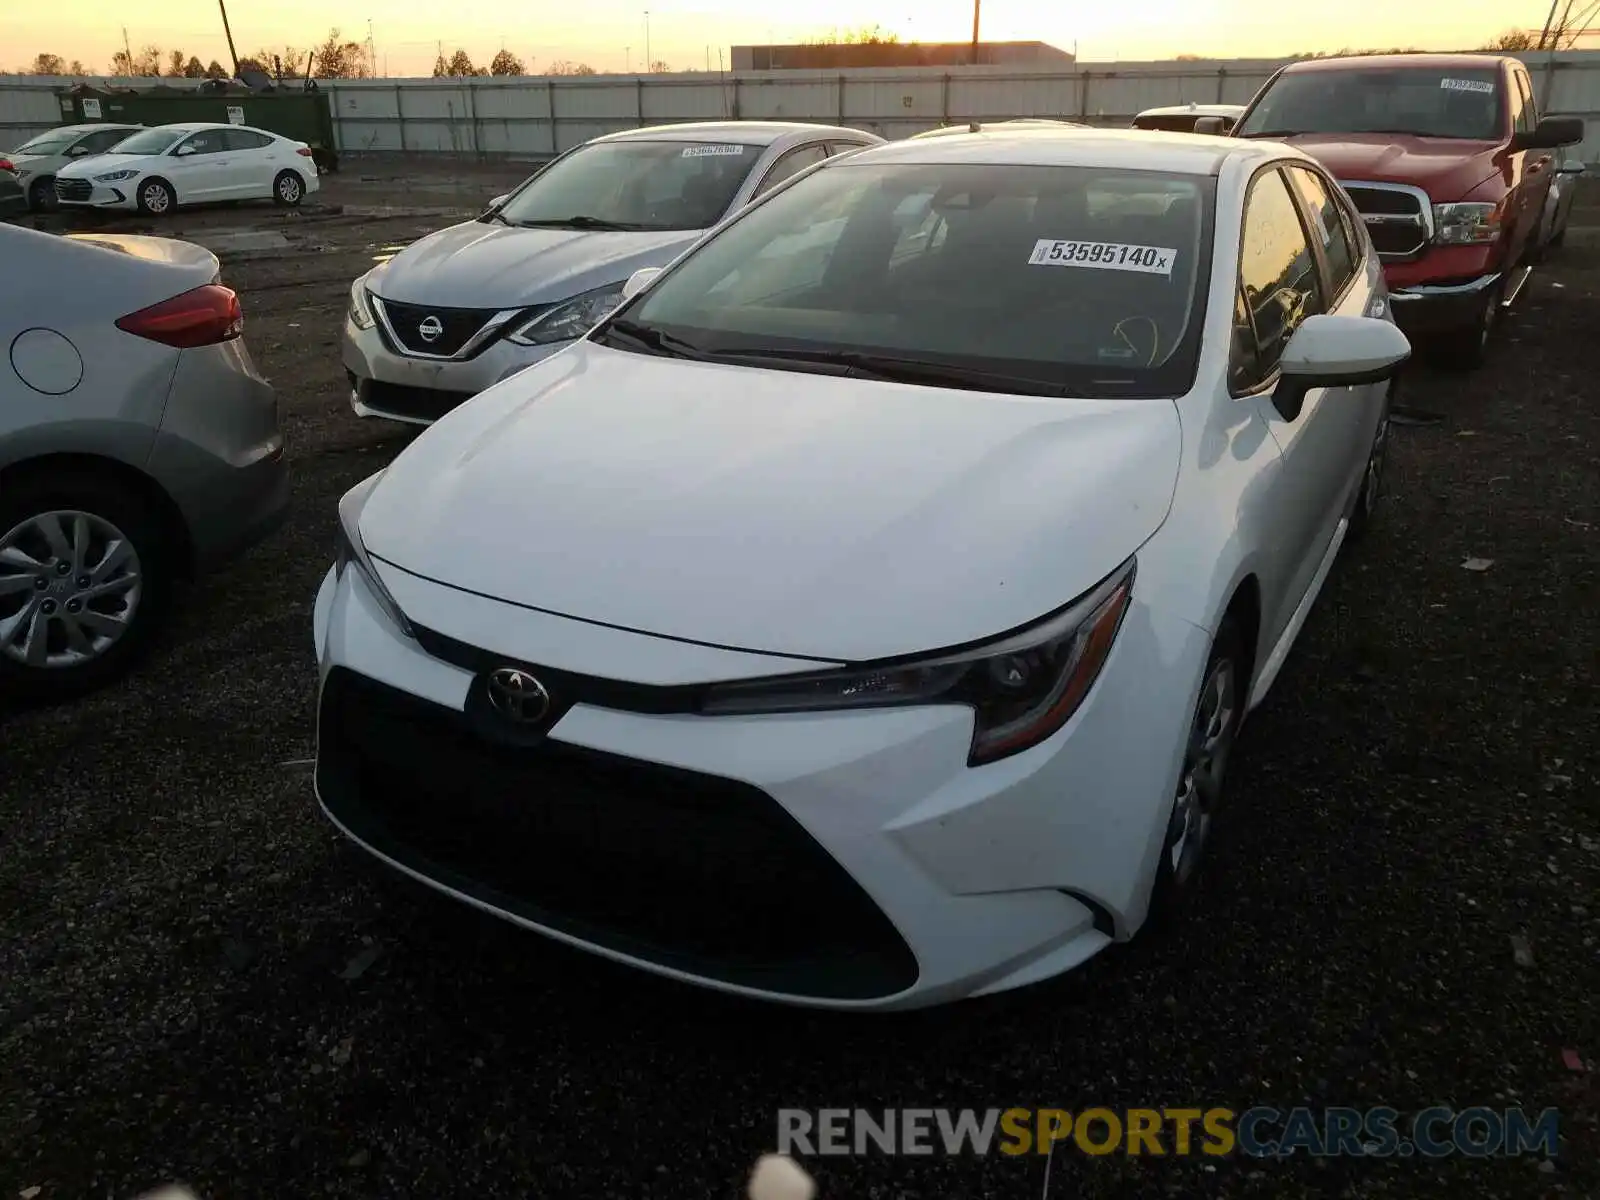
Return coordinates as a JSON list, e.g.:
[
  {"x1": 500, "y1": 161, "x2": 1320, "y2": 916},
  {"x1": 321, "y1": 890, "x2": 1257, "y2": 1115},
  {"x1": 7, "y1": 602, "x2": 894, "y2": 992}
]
[
  {"x1": 507, "y1": 283, "x2": 626, "y2": 346},
  {"x1": 701, "y1": 560, "x2": 1136, "y2": 766},
  {"x1": 334, "y1": 473, "x2": 415, "y2": 639},
  {"x1": 1431, "y1": 201, "x2": 1501, "y2": 245},
  {"x1": 347, "y1": 273, "x2": 377, "y2": 330},
  {"x1": 94, "y1": 169, "x2": 139, "y2": 182}
]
